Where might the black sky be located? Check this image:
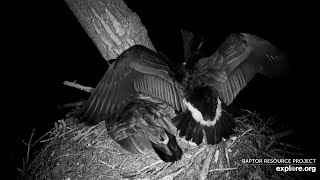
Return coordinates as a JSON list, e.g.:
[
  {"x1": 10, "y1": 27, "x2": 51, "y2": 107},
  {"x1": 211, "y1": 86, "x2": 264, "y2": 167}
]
[{"x1": 7, "y1": 1, "x2": 318, "y2": 178}]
